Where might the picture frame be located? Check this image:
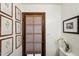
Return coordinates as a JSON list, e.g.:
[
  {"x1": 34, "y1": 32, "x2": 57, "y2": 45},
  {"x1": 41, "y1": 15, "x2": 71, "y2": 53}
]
[
  {"x1": 0, "y1": 3, "x2": 13, "y2": 17},
  {"x1": 15, "y1": 35, "x2": 22, "y2": 49},
  {"x1": 0, "y1": 37, "x2": 13, "y2": 56},
  {"x1": 63, "y1": 15, "x2": 79, "y2": 34},
  {"x1": 15, "y1": 6, "x2": 21, "y2": 21},
  {"x1": 0, "y1": 15, "x2": 13, "y2": 37},
  {"x1": 15, "y1": 21, "x2": 21, "y2": 34}
]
